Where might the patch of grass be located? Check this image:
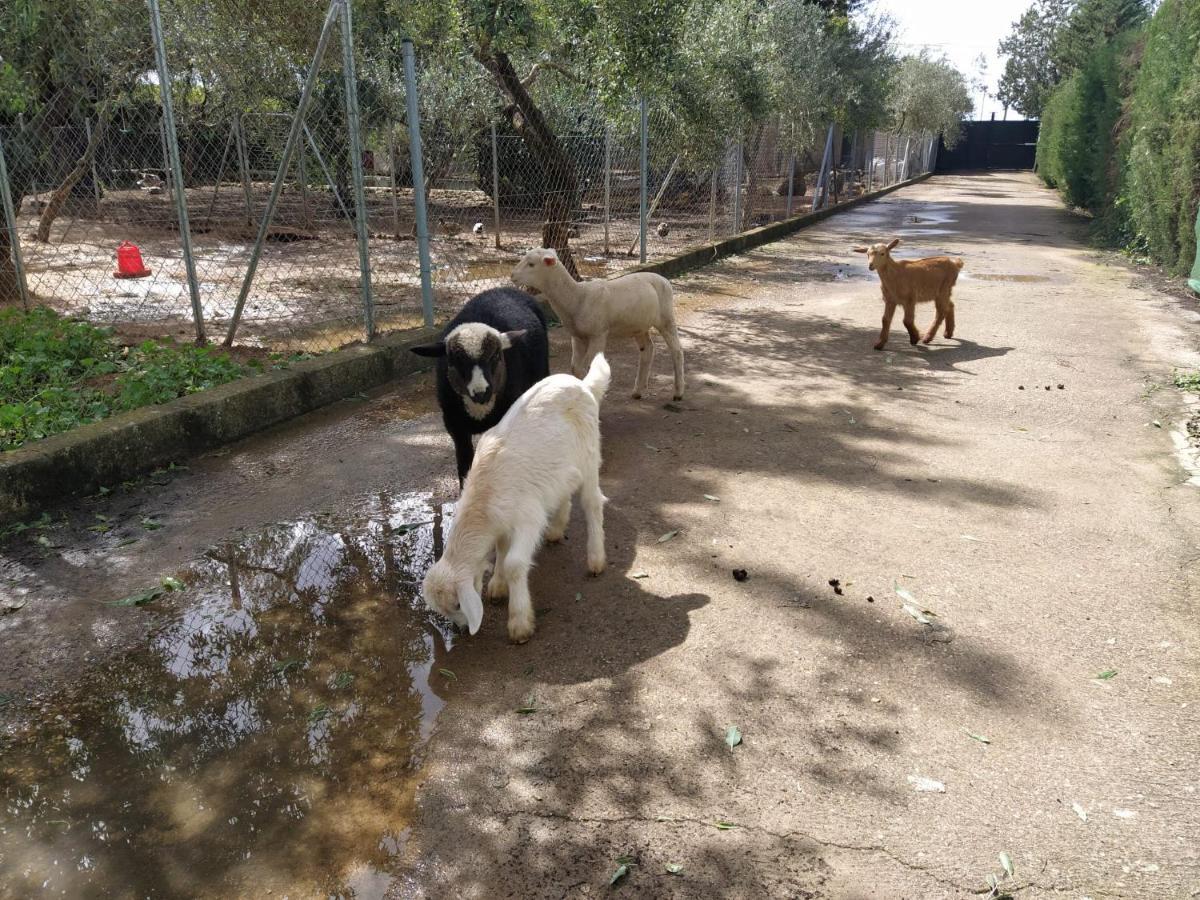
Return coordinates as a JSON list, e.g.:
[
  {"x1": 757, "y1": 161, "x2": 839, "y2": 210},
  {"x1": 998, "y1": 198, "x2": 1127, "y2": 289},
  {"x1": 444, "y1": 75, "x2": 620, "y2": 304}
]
[
  {"x1": 1172, "y1": 371, "x2": 1200, "y2": 392},
  {"x1": 0, "y1": 307, "x2": 277, "y2": 451}
]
